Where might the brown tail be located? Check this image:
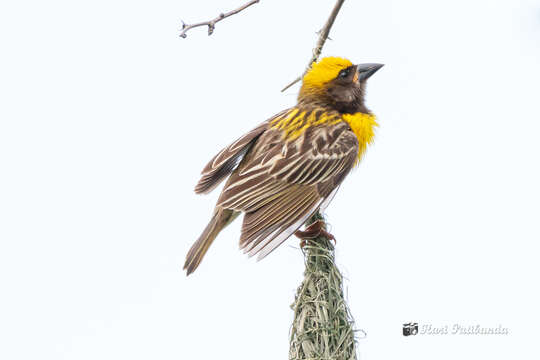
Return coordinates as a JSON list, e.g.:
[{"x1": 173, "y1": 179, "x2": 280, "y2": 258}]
[{"x1": 184, "y1": 208, "x2": 239, "y2": 275}]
